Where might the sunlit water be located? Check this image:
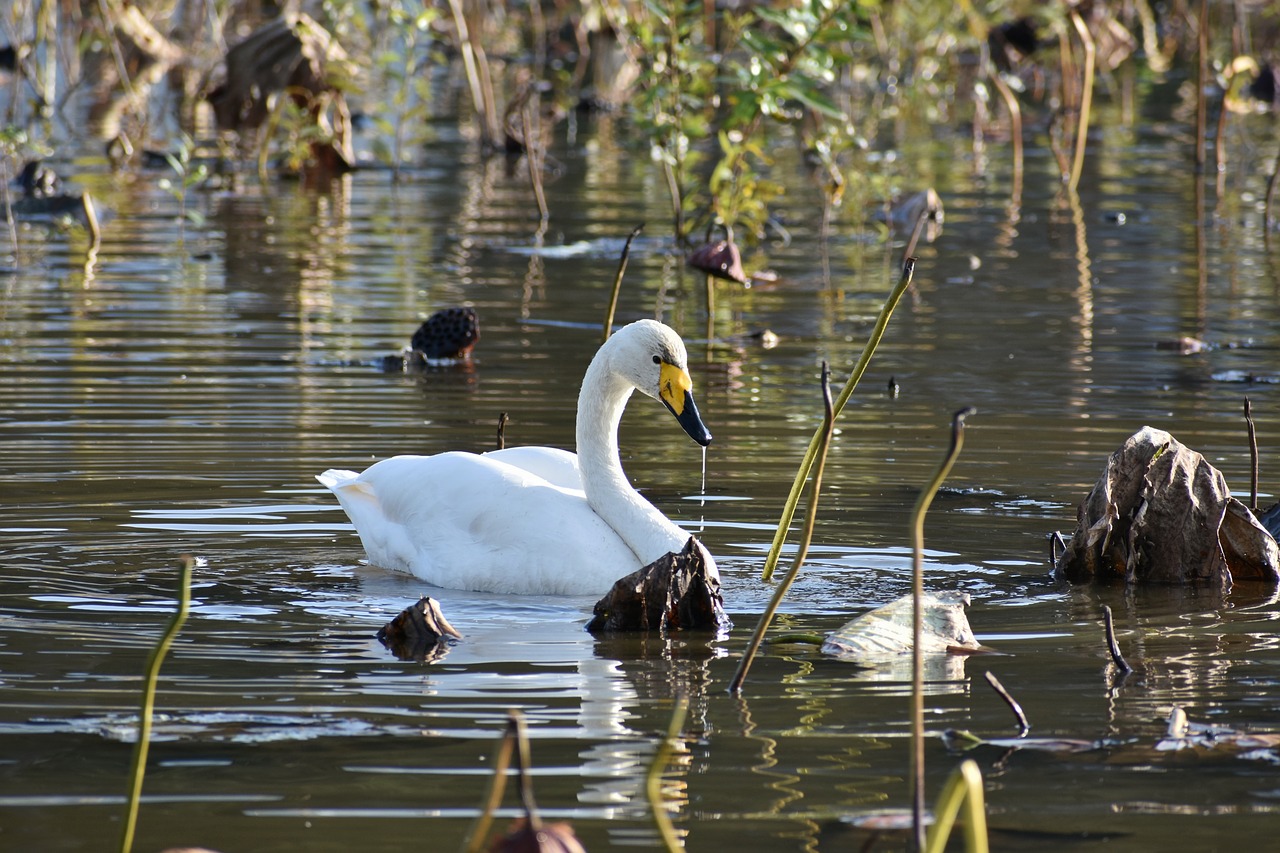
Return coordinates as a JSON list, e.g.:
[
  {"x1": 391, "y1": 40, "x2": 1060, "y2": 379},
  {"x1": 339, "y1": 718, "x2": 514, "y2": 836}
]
[{"x1": 4, "y1": 71, "x2": 1280, "y2": 851}]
